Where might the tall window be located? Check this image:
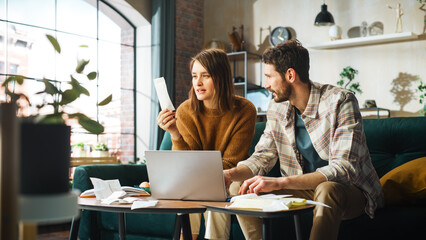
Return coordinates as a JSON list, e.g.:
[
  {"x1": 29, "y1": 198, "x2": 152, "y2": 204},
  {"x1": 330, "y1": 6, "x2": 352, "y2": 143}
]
[{"x1": 0, "y1": 0, "x2": 136, "y2": 163}]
